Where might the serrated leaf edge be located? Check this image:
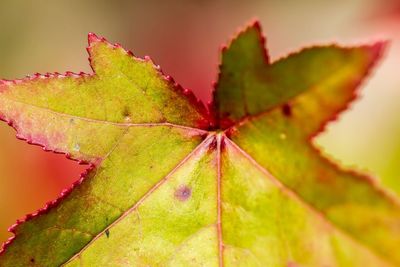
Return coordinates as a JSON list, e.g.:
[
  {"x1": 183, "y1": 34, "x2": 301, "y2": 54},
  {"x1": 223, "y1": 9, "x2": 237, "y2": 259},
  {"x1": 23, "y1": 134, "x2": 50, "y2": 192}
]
[{"x1": 0, "y1": 32, "x2": 214, "y2": 257}]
